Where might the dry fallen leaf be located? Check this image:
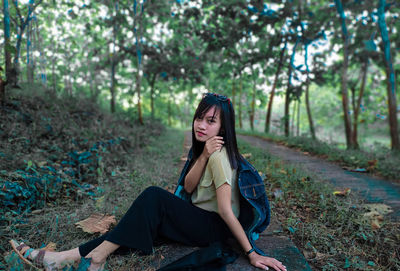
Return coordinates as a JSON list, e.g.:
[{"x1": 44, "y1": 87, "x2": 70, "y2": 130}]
[
  {"x1": 333, "y1": 188, "x2": 351, "y2": 196},
  {"x1": 75, "y1": 213, "x2": 116, "y2": 234},
  {"x1": 364, "y1": 203, "x2": 393, "y2": 215},
  {"x1": 362, "y1": 203, "x2": 392, "y2": 230},
  {"x1": 242, "y1": 153, "x2": 252, "y2": 159}
]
